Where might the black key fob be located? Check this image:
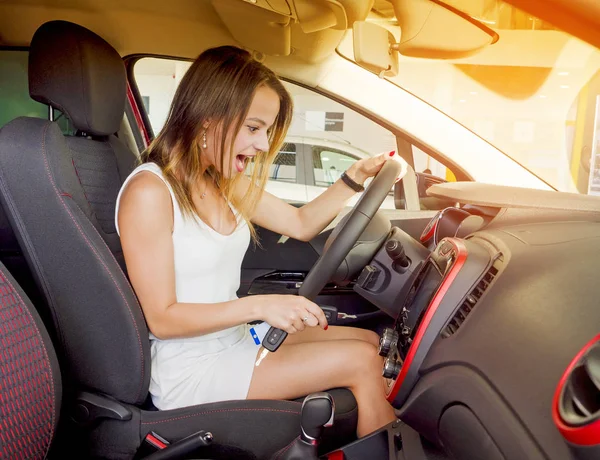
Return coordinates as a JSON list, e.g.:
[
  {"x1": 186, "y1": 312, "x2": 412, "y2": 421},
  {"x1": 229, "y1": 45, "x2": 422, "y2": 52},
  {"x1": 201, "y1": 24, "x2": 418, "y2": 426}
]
[{"x1": 262, "y1": 327, "x2": 288, "y2": 352}]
